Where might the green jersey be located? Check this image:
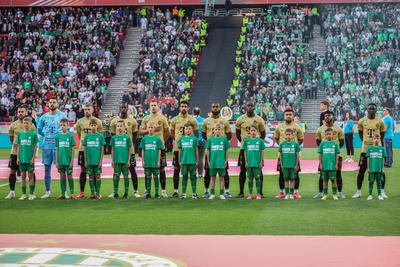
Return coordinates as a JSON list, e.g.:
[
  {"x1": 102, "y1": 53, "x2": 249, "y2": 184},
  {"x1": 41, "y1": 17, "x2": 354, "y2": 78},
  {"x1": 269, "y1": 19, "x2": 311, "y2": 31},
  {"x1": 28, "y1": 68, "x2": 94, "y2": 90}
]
[
  {"x1": 16, "y1": 130, "x2": 38, "y2": 164},
  {"x1": 242, "y1": 137, "x2": 266, "y2": 167},
  {"x1": 206, "y1": 136, "x2": 230, "y2": 169},
  {"x1": 55, "y1": 132, "x2": 76, "y2": 165},
  {"x1": 110, "y1": 134, "x2": 132, "y2": 164},
  {"x1": 139, "y1": 135, "x2": 164, "y2": 168},
  {"x1": 82, "y1": 132, "x2": 106, "y2": 165},
  {"x1": 318, "y1": 140, "x2": 340, "y2": 171},
  {"x1": 279, "y1": 141, "x2": 300, "y2": 168},
  {"x1": 366, "y1": 145, "x2": 386, "y2": 173},
  {"x1": 178, "y1": 135, "x2": 198, "y2": 165}
]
